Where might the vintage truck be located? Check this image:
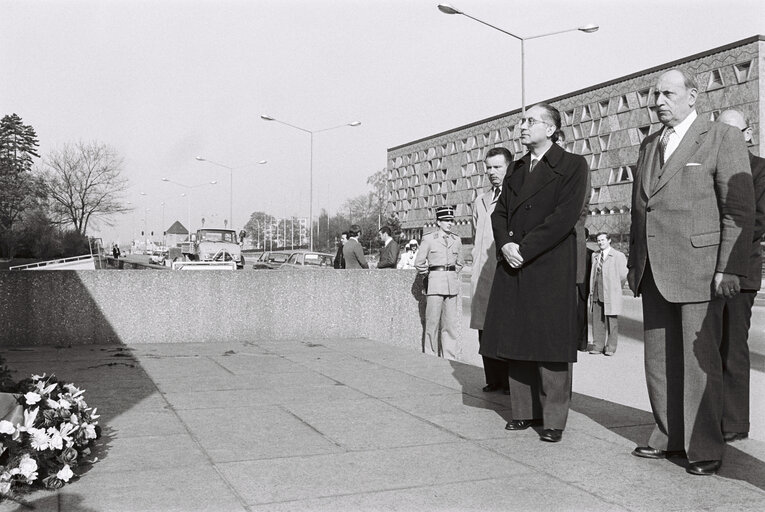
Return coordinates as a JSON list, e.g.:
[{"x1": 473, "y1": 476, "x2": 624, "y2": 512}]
[{"x1": 177, "y1": 228, "x2": 246, "y2": 269}]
